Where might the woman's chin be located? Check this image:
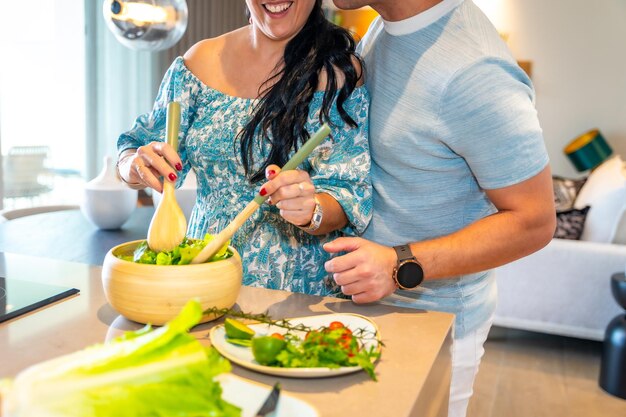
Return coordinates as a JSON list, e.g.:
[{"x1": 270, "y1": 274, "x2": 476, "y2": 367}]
[{"x1": 259, "y1": 25, "x2": 301, "y2": 43}]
